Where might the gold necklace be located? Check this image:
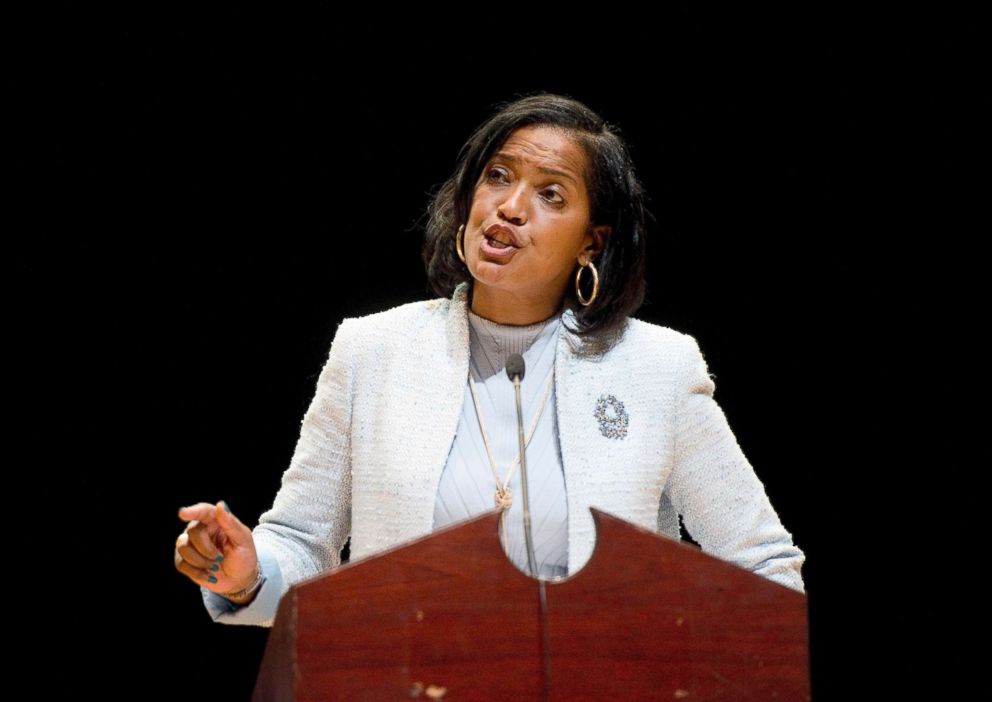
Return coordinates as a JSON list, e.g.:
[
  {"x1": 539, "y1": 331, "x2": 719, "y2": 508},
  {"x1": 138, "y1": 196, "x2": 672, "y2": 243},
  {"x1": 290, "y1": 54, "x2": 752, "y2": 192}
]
[{"x1": 466, "y1": 364, "x2": 556, "y2": 512}]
